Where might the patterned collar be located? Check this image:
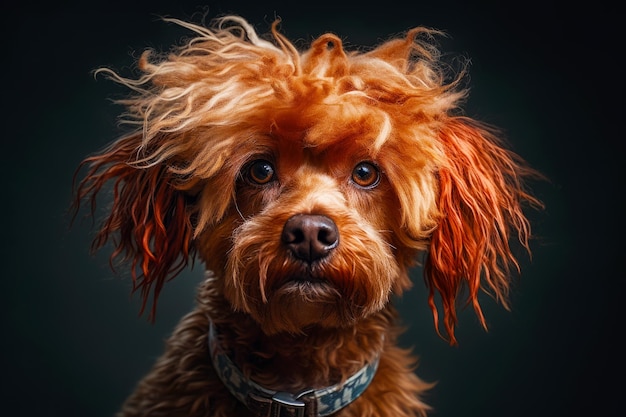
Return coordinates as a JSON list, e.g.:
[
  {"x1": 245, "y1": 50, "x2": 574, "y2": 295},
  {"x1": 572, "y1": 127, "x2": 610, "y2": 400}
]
[{"x1": 208, "y1": 322, "x2": 379, "y2": 417}]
